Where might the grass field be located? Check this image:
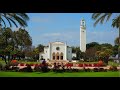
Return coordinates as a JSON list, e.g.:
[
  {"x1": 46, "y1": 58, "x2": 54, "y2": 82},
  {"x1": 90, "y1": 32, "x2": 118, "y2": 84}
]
[{"x1": 0, "y1": 71, "x2": 120, "y2": 77}]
